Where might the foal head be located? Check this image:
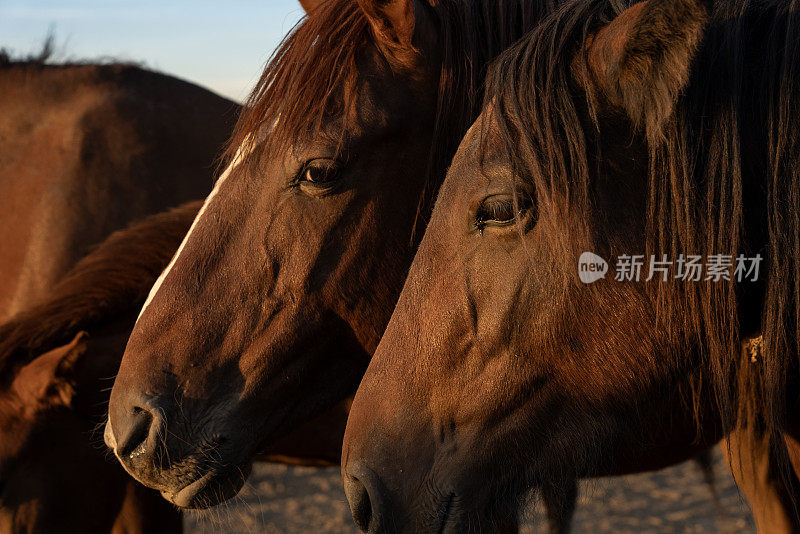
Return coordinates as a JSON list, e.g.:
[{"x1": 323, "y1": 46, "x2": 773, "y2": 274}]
[
  {"x1": 0, "y1": 334, "x2": 126, "y2": 533},
  {"x1": 338, "y1": 0, "x2": 755, "y2": 530},
  {"x1": 106, "y1": 0, "x2": 545, "y2": 508}
]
